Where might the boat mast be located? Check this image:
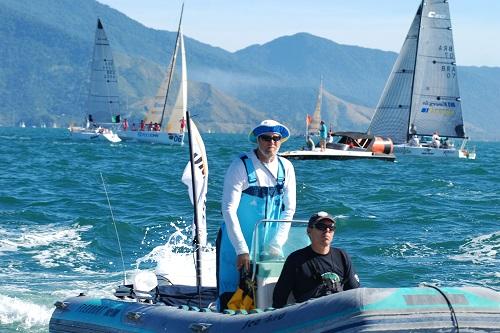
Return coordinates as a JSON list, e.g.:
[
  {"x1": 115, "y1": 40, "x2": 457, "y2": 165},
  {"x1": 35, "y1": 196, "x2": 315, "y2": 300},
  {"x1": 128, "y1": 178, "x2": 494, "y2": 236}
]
[
  {"x1": 405, "y1": 0, "x2": 424, "y2": 142},
  {"x1": 185, "y1": 110, "x2": 203, "y2": 307},
  {"x1": 159, "y1": 3, "x2": 184, "y2": 127}
]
